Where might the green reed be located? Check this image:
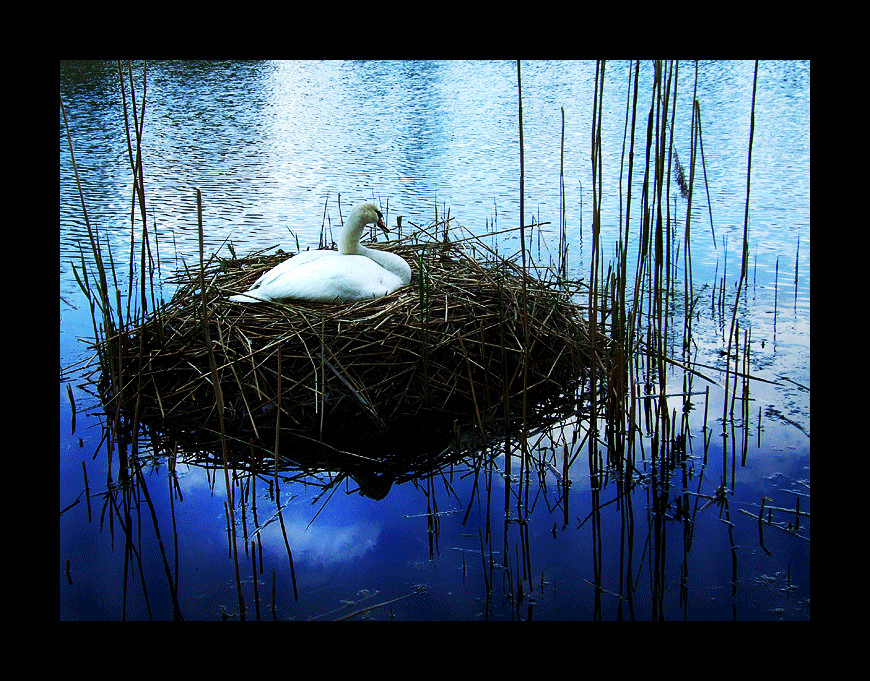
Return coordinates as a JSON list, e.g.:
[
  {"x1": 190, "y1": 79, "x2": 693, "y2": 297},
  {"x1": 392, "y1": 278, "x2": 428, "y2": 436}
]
[
  {"x1": 63, "y1": 61, "x2": 221, "y2": 620},
  {"x1": 583, "y1": 59, "x2": 716, "y2": 487},
  {"x1": 720, "y1": 60, "x2": 759, "y2": 486}
]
